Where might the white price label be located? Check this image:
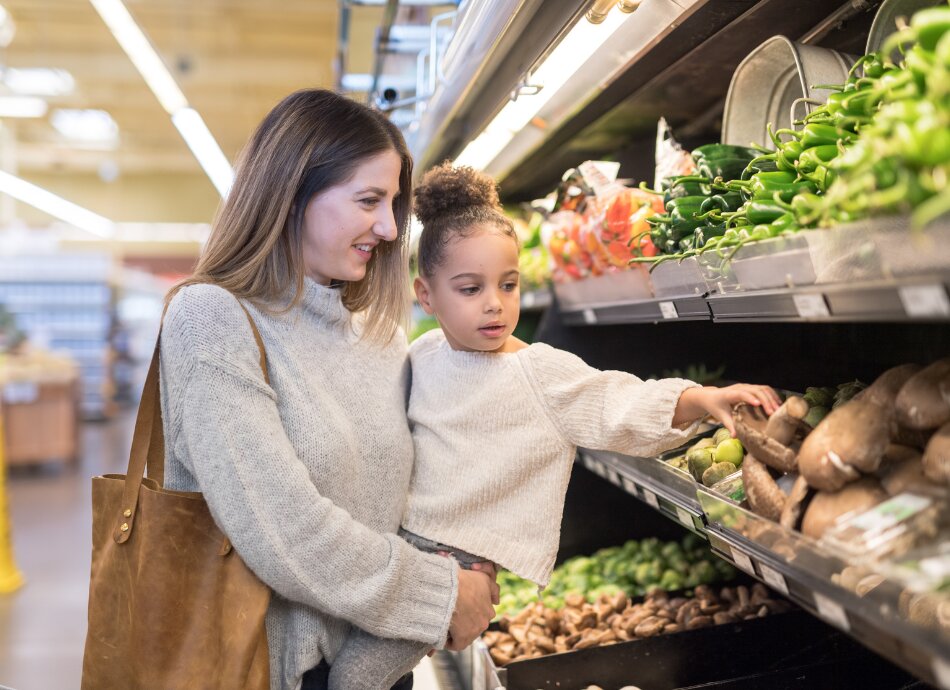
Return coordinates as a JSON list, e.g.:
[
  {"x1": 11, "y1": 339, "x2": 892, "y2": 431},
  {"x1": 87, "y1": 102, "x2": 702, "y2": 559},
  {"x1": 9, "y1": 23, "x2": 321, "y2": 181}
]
[
  {"x1": 814, "y1": 592, "x2": 850, "y2": 631},
  {"x1": 759, "y1": 563, "x2": 789, "y2": 596},
  {"x1": 621, "y1": 477, "x2": 639, "y2": 496},
  {"x1": 582, "y1": 308, "x2": 597, "y2": 324},
  {"x1": 730, "y1": 545, "x2": 755, "y2": 575},
  {"x1": 582, "y1": 454, "x2": 598, "y2": 473},
  {"x1": 522, "y1": 292, "x2": 536, "y2": 308},
  {"x1": 594, "y1": 461, "x2": 608, "y2": 479},
  {"x1": 606, "y1": 468, "x2": 623, "y2": 487},
  {"x1": 675, "y1": 506, "x2": 694, "y2": 530},
  {"x1": 641, "y1": 488, "x2": 660, "y2": 510},
  {"x1": 933, "y1": 657, "x2": 950, "y2": 690},
  {"x1": 659, "y1": 301, "x2": 678, "y2": 319},
  {"x1": 793, "y1": 293, "x2": 830, "y2": 318},
  {"x1": 899, "y1": 284, "x2": 950, "y2": 318}
]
